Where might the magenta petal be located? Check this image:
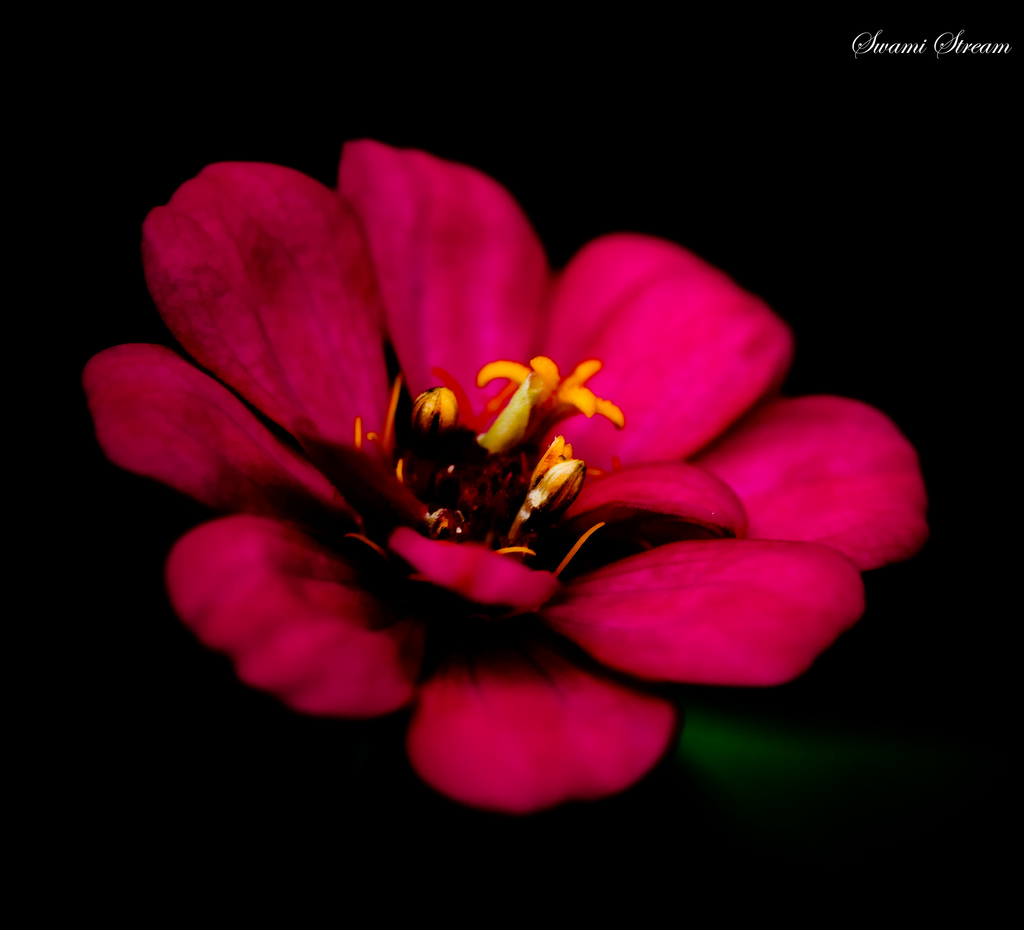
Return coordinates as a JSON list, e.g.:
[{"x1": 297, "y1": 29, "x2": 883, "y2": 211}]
[
  {"x1": 565, "y1": 461, "x2": 748, "y2": 539},
  {"x1": 167, "y1": 516, "x2": 424, "y2": 716},
  {"x1": 544, "y1": 234, "x2": 793, "y2": 465},
  {"x1": 406, "y1": 637, "x2": 677, "y2": 812},
  {"x1": 389, "y1": 527, "x2": 558, "y2": 611},
  {"x1": 338, "y1": 140, "x2": 550, "y2": 399},
  {"x1": 694, "y1": 396, "x2": 929, "y2": 570},
  {"x1": 142, "y1": 162, "x2": 389, "y2": 444},
  {"x1": 542, "y1": 539, "x2": 864, "y2": 686},
  {"x1": 83, "y1": 344, "x2": 353, "y2": 527}
]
